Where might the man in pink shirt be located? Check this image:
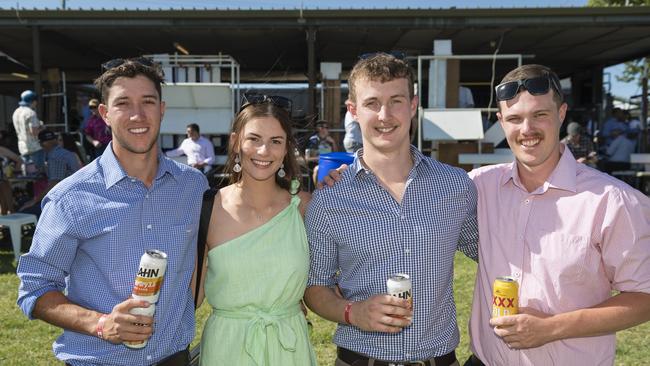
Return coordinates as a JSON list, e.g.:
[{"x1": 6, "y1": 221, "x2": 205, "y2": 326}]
[{"x1": 466, "y1": 64, "x2": 650, "y2": 365}]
